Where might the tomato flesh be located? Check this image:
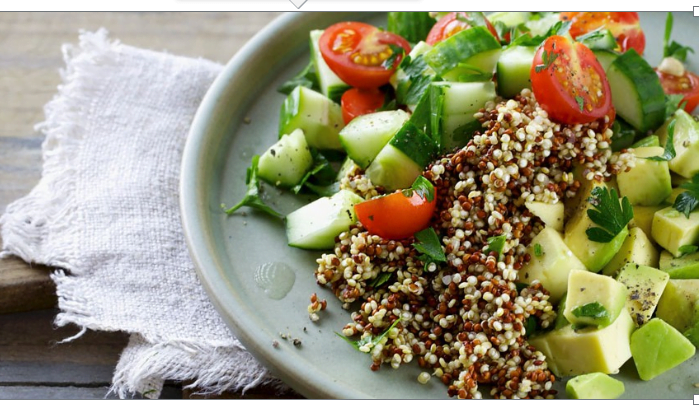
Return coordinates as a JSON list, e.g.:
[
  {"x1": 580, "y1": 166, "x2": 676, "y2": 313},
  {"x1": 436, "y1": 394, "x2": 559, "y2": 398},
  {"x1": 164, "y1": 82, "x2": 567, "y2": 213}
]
[
  {"x1": 656, "y1": 69, "x2": 699, "y2": 114},
  {"x1": 341, "y1": 88, "x2": 386, "y2": 124},
  {"x1": 560, "y1": 12, "x2": 645, "y2": 55},
  {"x1": 426, "y1": 12, "x2": 499, "y2": 45},
  {"x1": 354, "y1": 190, "x2": 436, "y2": 241},
  {"x1": 319, "y1": 22, "x2": 411, "y2": 89},
  {"x1": 530, "y1": 35, "x2": 612, "y2": 125}
]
